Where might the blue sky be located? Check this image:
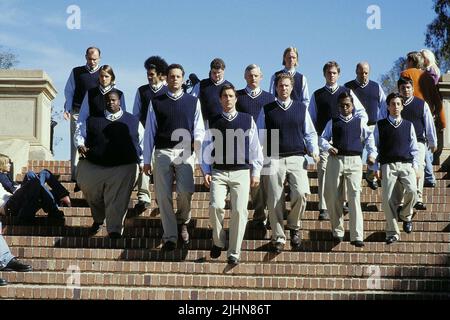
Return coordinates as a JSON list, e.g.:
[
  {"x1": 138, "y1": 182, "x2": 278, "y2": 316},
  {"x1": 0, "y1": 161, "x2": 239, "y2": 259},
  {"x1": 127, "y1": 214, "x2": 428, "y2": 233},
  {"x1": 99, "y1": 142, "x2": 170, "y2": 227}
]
[{"x1": 0, "y1": 0, "x2": 438, "y2": 160}]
